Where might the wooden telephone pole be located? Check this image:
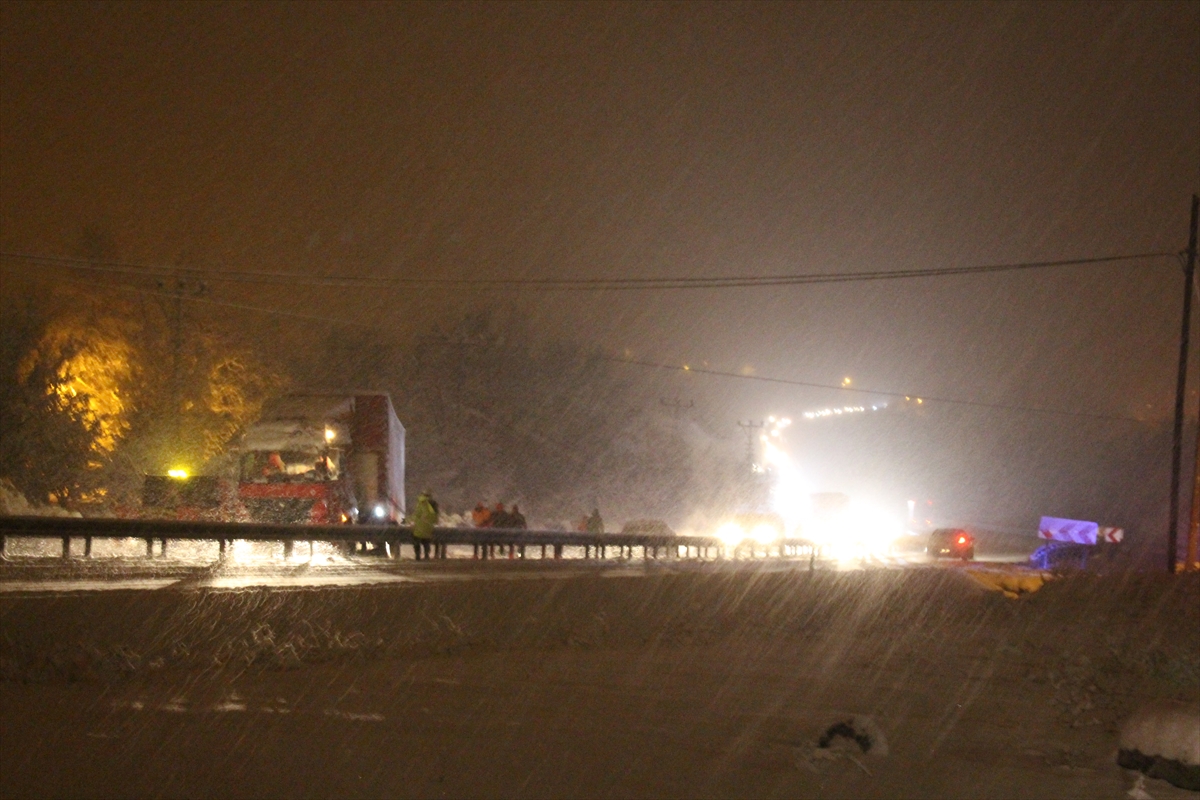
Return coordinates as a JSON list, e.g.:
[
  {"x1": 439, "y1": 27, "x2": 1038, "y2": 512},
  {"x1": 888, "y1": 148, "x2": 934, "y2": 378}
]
[
  {"x1": 154, "y1": 276, "x2": 206, "y2": 462},
  {"x1": 1189, "y1": 395, "x2": 1200, "y2": 571},
  {"x1": 1169, "y1": 194, "x2": 1199, "y2": 573}
]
